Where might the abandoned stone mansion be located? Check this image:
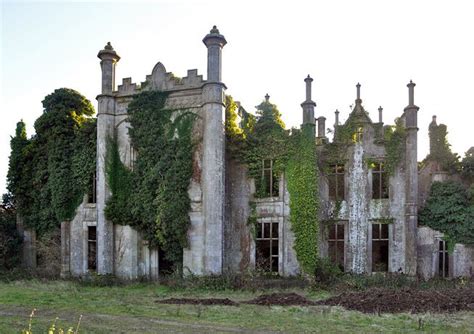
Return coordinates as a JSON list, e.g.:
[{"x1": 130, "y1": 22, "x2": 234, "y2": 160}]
[{"x1": 45, "y1": 26, "x2": 472, "y2": 280}]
